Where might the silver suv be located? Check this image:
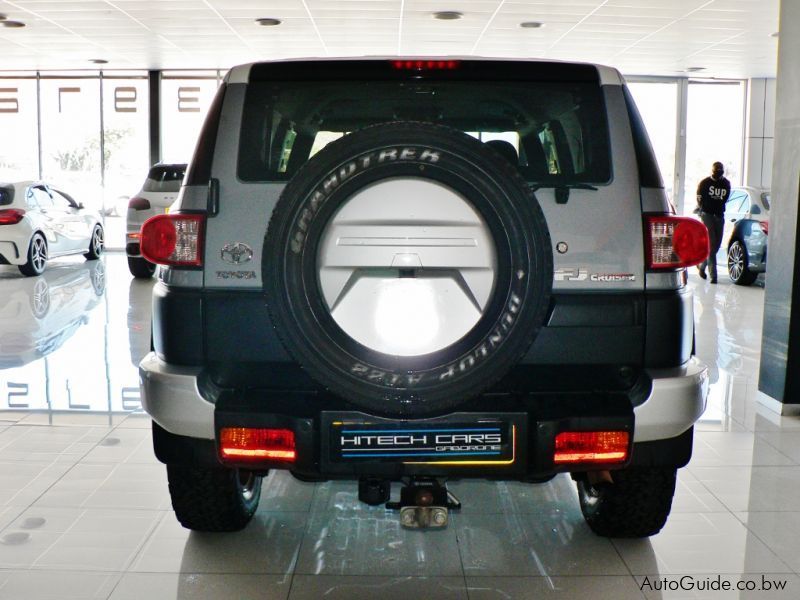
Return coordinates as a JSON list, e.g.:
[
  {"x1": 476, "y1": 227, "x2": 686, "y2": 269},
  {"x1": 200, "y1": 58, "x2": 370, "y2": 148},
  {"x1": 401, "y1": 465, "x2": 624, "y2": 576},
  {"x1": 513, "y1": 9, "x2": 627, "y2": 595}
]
[{"x1": 139, "y1": 59, "x2": 710, "y2": 537}]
